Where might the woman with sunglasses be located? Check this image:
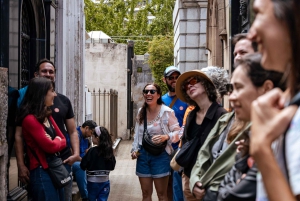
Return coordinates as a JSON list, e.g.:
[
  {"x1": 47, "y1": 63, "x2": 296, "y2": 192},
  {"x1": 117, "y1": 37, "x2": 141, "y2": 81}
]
[
  {"x1": 175, "y1": 70, "x2": 227, "y2": 200},
  {"x1": 247, "y1": 1, "x2": 300, "y2": 201},
  {"x1": 131, "y1": 83, "x2": 181, "y2": 201}
]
